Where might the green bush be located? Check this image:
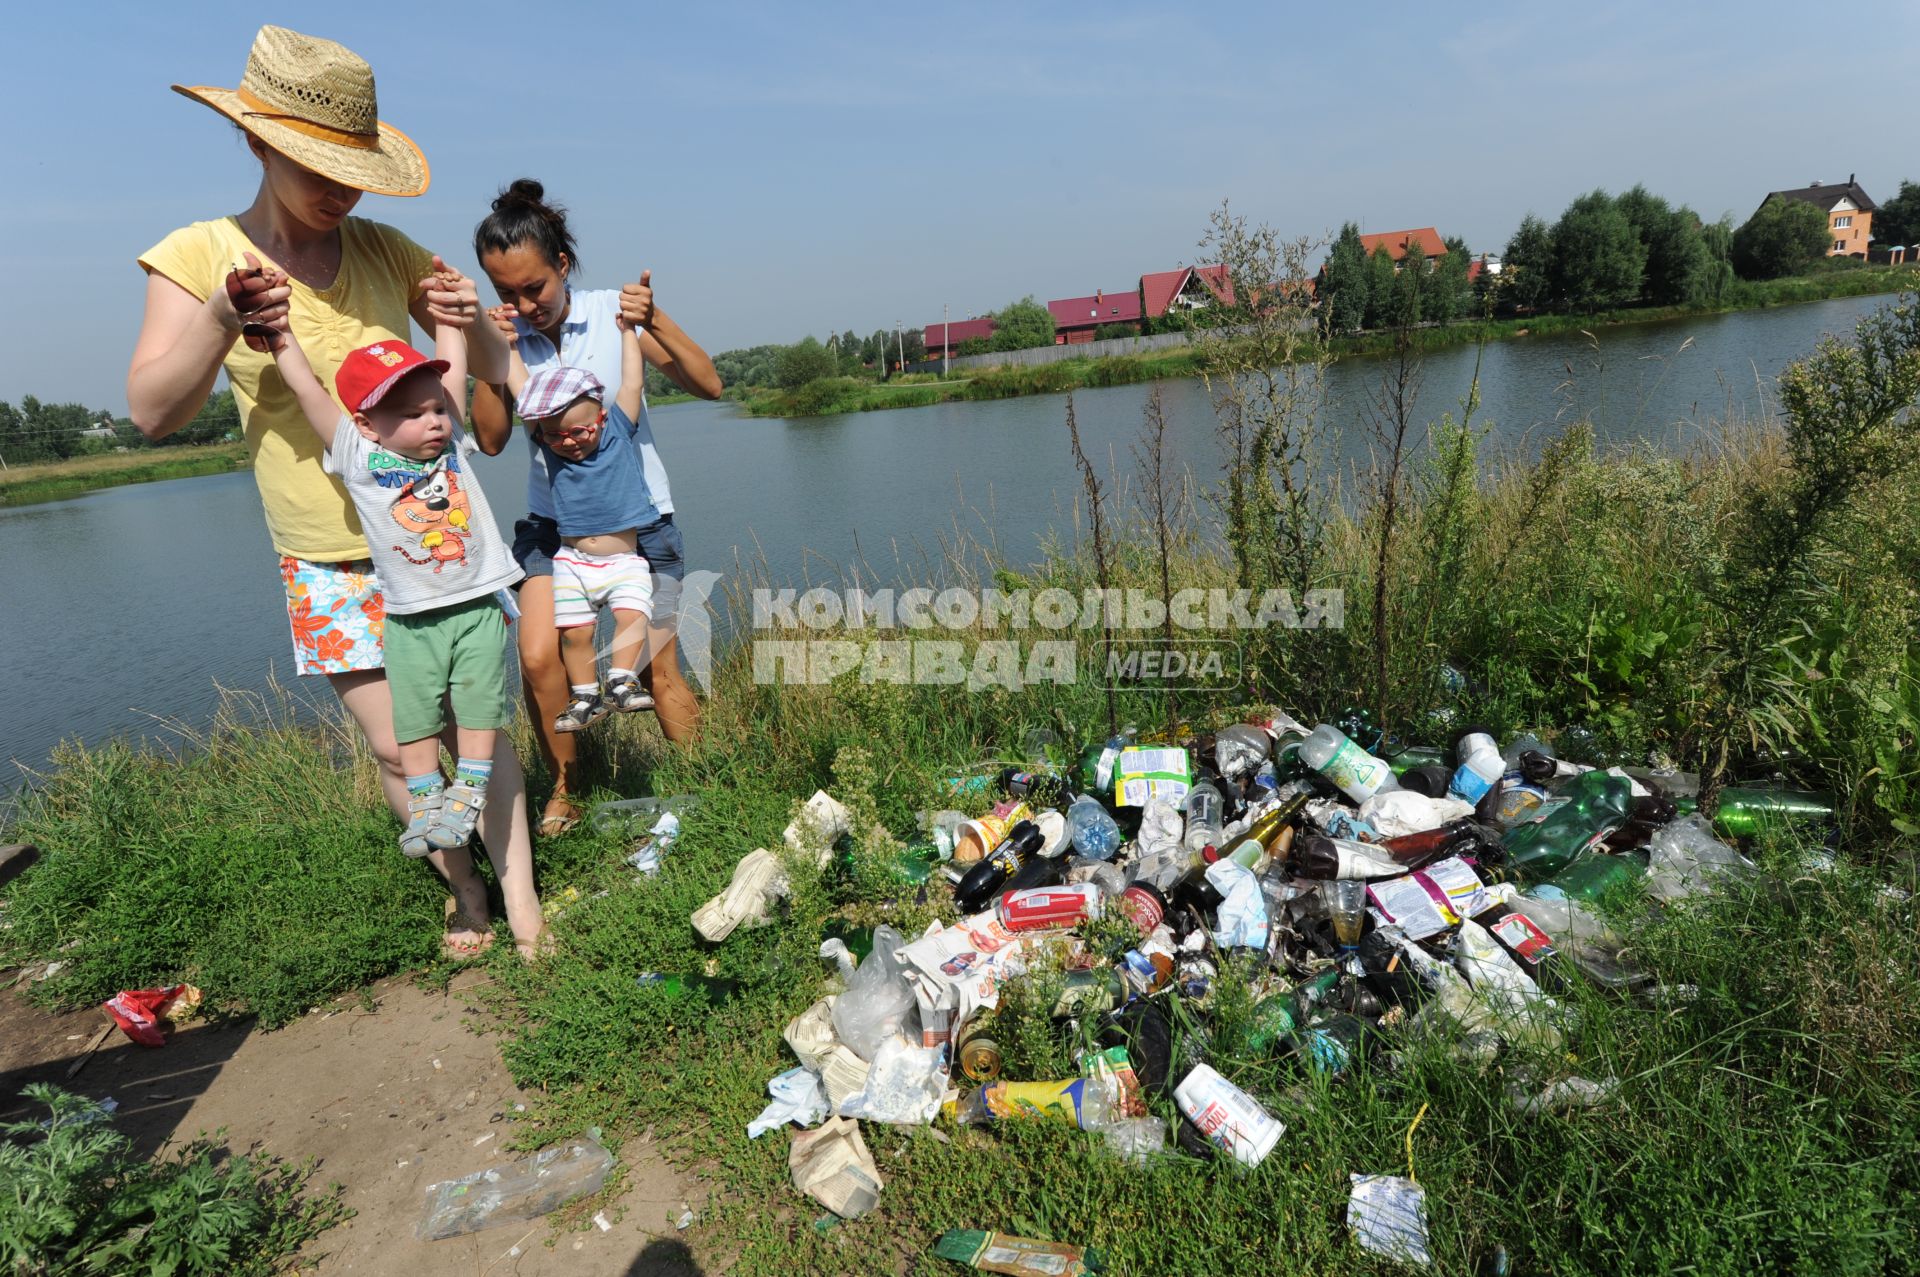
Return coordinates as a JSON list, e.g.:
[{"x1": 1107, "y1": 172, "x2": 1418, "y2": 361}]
[{"x1": 0, "y1": 1083, "x2": 348, "y2": 1274}]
